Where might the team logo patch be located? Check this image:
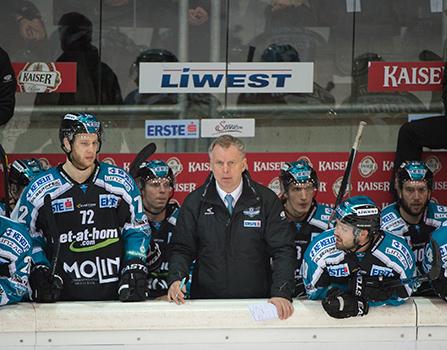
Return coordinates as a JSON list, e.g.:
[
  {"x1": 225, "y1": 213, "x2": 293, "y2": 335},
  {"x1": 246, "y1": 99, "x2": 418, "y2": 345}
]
[
  {"x1": 204, "y1": 207, "x2": 214, "y2": 215},
  {"x1": 99, "y1": 194, "x2": 119, "y2": 208},
  {"x1": 243, "y1": 220, "x2": 261, "y2": 228},
  {"x1": 327, "y1": 263, "x2": 350, "y2": 277},
  {"x1": 52, "y1": 197, "x2": 74, "y2": 213},
  {"x1": 243, "y1": 207, "x2": 260, "y2": 218},
  {"x1": 370, "y1": 264, "x2": 394, "y2": 277}
]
